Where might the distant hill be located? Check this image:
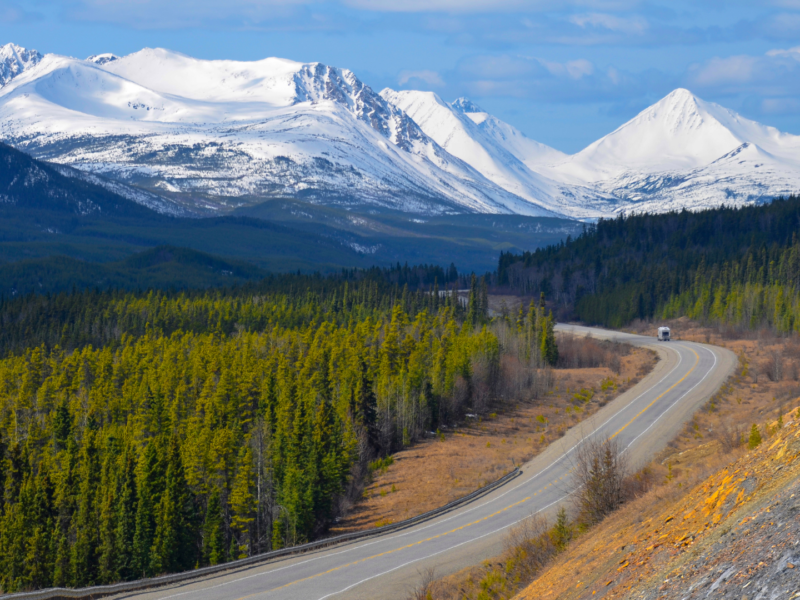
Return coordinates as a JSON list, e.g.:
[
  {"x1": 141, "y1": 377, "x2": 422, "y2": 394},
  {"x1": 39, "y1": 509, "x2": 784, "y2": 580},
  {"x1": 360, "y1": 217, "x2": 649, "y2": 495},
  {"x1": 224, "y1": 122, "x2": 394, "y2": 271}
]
[
  {"x1": 0, "y1": 143, "x2": 583, "y2": 288},
  {"x1": 0, "y1": 141, "x2": 157, "y2": 217},
  {"x1": 498, "y1": 194, "x2": 800, "y2": 330},
  {"x1": 0, "y1": 246, "x2": 268, "y2": 296}
]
